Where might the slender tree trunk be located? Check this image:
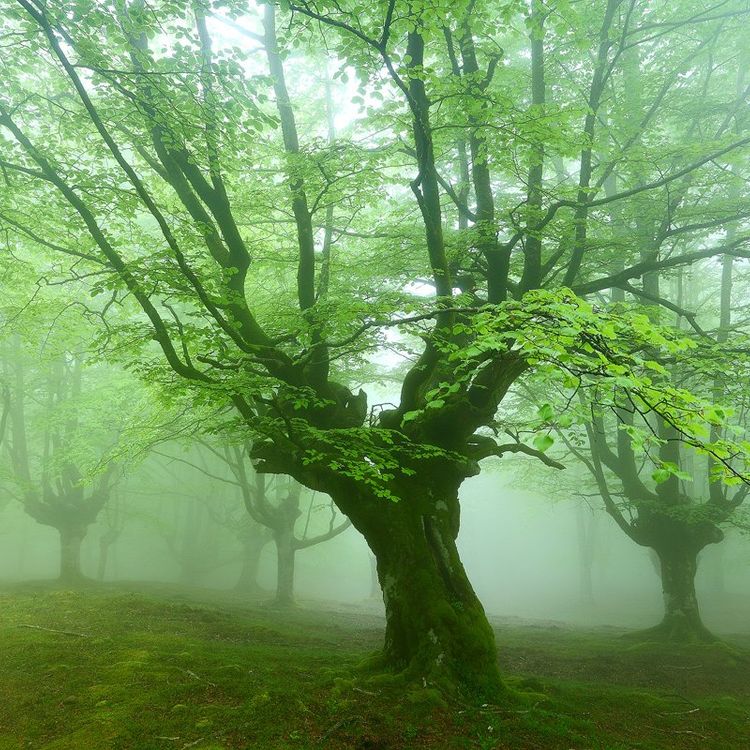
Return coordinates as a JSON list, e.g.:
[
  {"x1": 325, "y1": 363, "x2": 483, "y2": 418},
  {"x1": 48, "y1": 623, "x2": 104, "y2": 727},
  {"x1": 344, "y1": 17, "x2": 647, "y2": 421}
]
[
  {"x1": 273, "y1": 529, "x2": 296, "y2": 607},
  {"x1": 58, "y1": 526, "x2": 85, "y2": 584},
  {"x1": 97, "y1": 530, "x2": 120, "y2": 581},
  {"x1": 576, "y1": 506, "x2": 597, "y2": 604},
  {"x1": 97, "y1": 539, "x2": 110, "y2": 581},
  {"x1": 235, "y1": 537, "x2": 266, "y2": 595},
  {"x1": 650, "y1": 547, "x2": 714, "y2": 642}
]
